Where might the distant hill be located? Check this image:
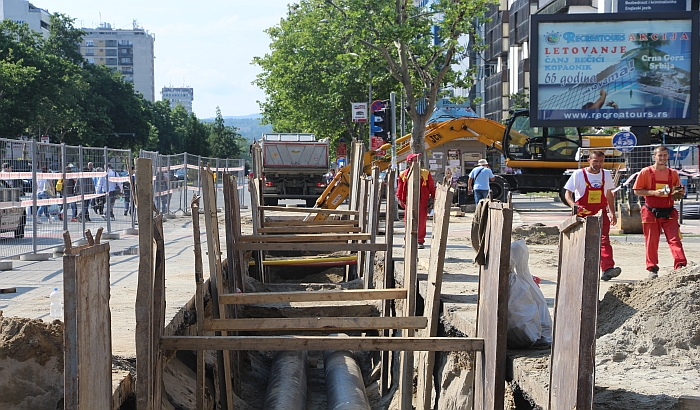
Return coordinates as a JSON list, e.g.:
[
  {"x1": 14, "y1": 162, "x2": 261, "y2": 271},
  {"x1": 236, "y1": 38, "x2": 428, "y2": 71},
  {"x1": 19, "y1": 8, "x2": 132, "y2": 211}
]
[{"x1": 202, "y1": 114, "x2": 273, "y2": 141}]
